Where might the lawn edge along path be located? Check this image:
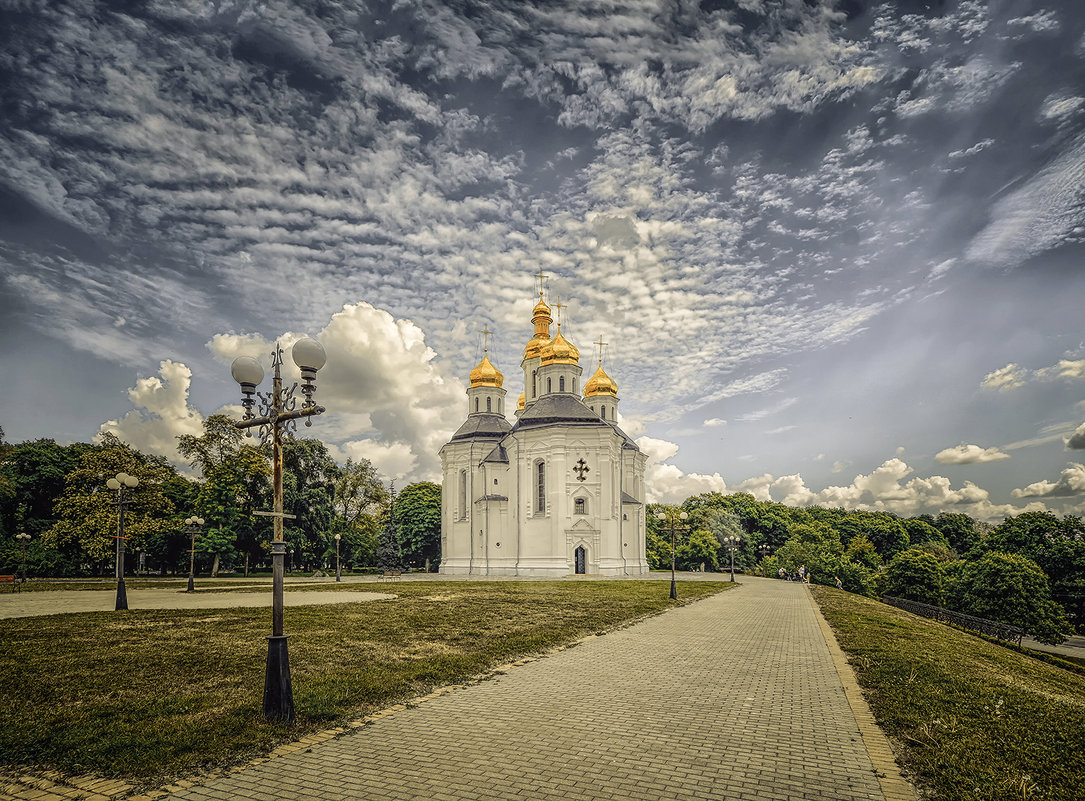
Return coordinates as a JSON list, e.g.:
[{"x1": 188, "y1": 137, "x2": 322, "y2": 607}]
[{"x1": 807, "y1": 587, "x2": 921, "y2": 801}]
